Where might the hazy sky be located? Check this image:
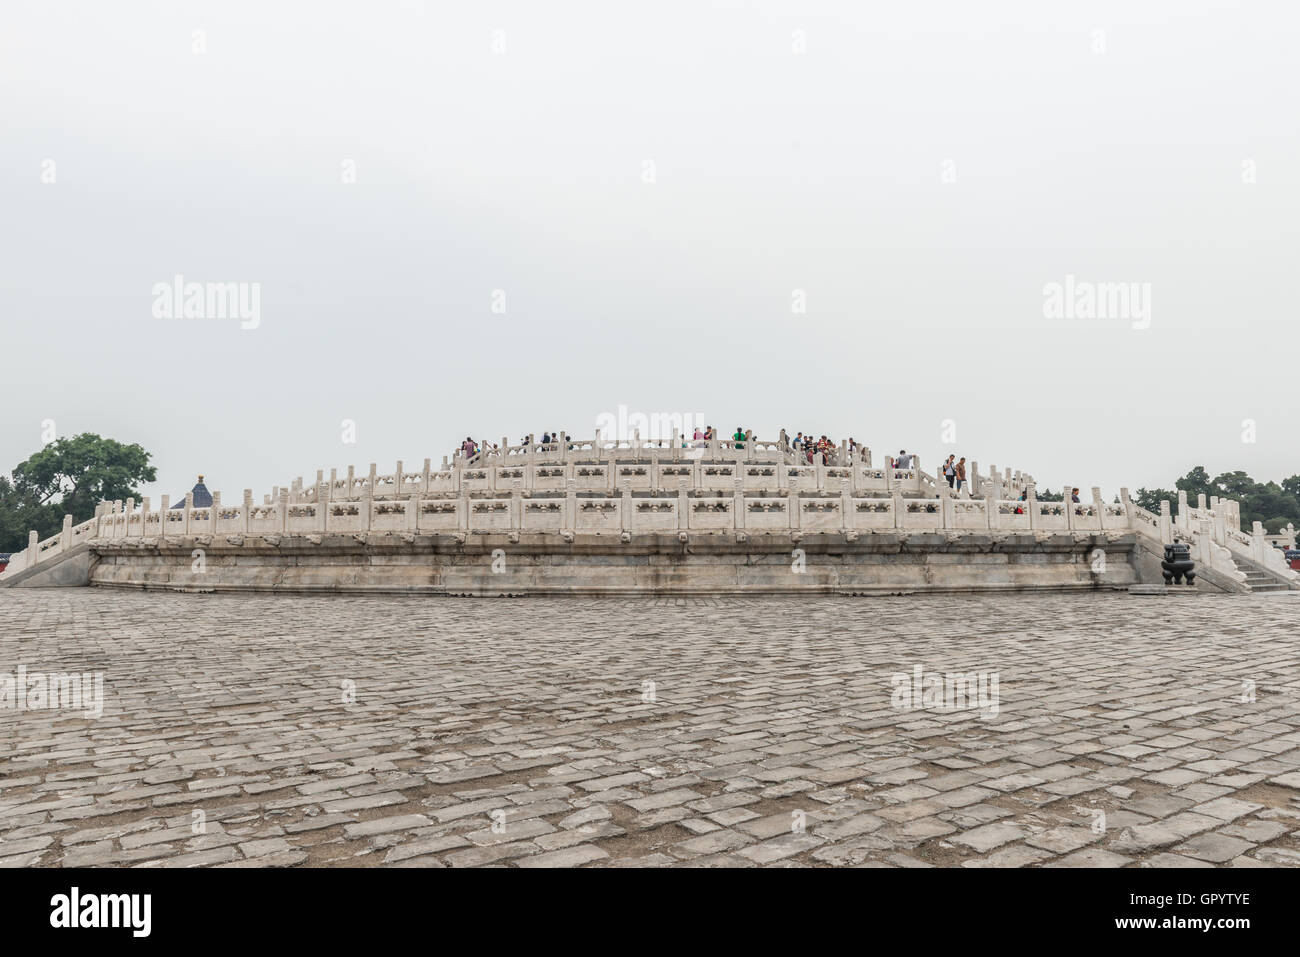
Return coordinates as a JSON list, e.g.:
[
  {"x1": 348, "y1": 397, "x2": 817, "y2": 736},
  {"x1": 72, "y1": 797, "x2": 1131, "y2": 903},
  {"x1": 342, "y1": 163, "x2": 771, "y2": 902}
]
[{"x1": 3, "y1": 0, "x2": 1296, "y2": 506}]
